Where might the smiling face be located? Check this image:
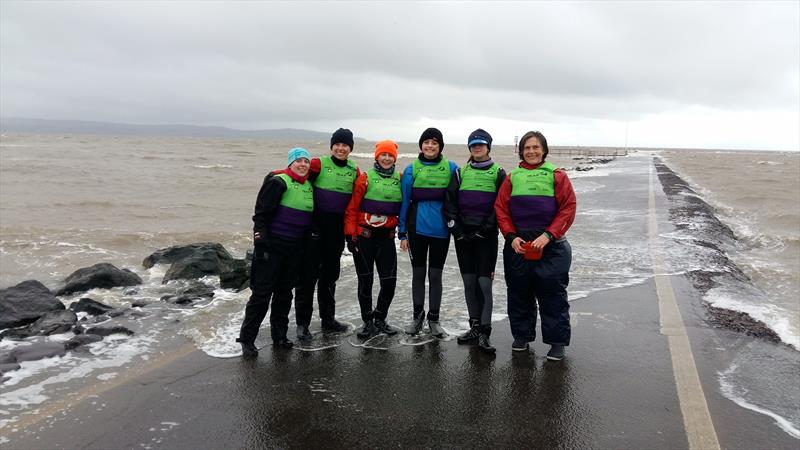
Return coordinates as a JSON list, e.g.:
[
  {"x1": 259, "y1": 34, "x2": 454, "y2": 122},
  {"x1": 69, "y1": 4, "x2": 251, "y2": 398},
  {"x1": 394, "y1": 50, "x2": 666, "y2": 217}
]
[
  {"x1": 330, "y1": 142, "x2": 351, "y2": 161},
  {"x1": 376, "y1": 152, "x2": 396, "y2": 169},
  {"x1": 290, "y1": 157, "x2": 310, "y2": 176},
  {"x1": 420, "y1": 139, "x2": 440, "y2": 159},
  {"x1": 469, "y1": 143, "x2": 490, "y2": 162},
  {"x1": 521, "y1": 136, "x2": 544, "y2": 166}
]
